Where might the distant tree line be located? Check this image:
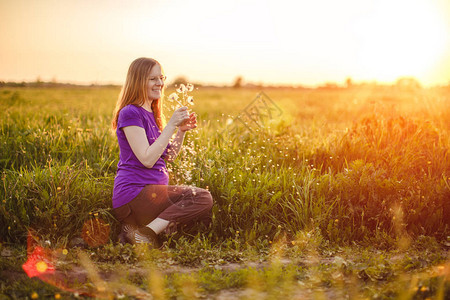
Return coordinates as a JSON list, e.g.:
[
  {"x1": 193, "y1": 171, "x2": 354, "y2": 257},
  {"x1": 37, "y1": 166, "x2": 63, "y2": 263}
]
[
  {"x1": 0, "y1": 81, "x2": 119, "y2": 88},
  {"x1": 1, "y1": 76, "x2": 448, "y2": 91}
]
